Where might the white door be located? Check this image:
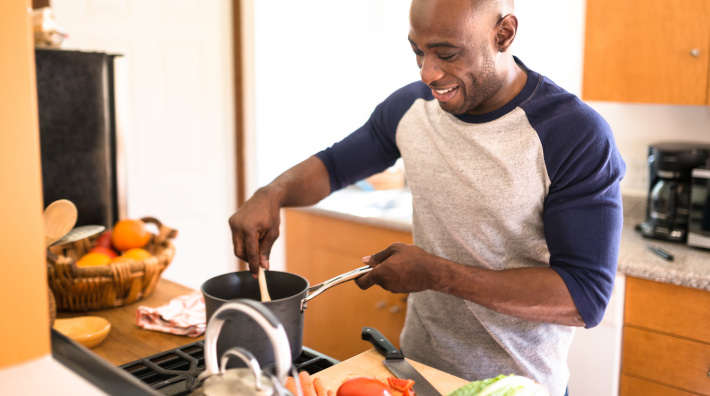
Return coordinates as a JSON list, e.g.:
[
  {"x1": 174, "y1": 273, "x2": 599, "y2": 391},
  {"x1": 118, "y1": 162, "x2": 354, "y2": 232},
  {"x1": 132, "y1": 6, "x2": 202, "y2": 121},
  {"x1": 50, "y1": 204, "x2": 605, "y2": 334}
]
[{"x1": 51, "y1": 0, "x2": 237, "y2": 289}]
